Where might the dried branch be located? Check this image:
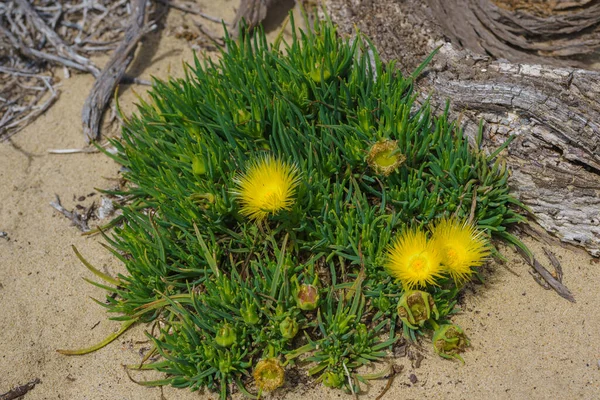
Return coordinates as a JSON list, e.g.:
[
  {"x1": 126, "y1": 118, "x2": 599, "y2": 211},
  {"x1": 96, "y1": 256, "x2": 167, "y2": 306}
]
[
  {"x1": 516, "y1": 246, "x2": 576, "y2": 303},
  {"x1": 81, "y1": 0, "x2": 152, "y2": 142}
]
